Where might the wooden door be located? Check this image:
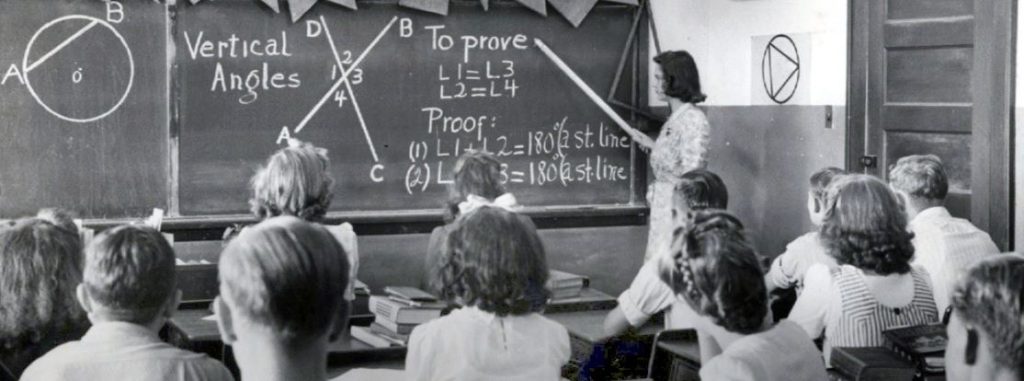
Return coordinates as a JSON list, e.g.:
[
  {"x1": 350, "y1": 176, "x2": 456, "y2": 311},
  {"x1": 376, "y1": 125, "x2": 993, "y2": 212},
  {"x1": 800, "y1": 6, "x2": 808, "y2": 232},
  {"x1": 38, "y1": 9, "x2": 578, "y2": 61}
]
[{"x1": 848, "y1": 0, "x2": 1014, "y2": 249}]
